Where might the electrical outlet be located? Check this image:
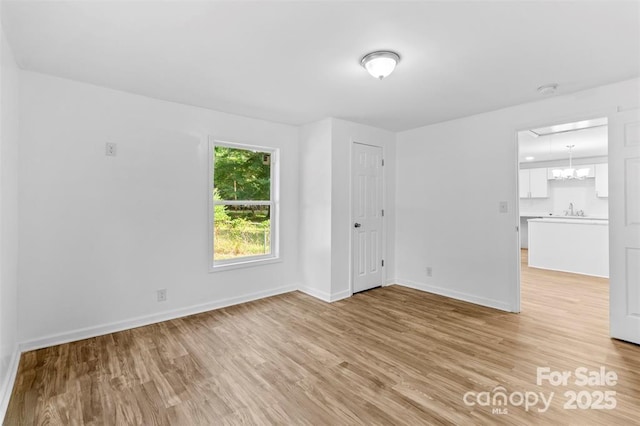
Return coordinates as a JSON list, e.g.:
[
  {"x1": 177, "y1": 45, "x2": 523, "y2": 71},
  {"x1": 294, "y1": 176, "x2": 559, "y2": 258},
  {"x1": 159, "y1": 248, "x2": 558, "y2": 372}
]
[
  {"x1": 426, "y1": 267, "x2": 433, "y2": 277},
  {"x1": 157, "y1": 289, "x2": 167, "y2": 302},
  {"x1": 106, "y1": 142, "x2": 117, "y2": 156}
]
